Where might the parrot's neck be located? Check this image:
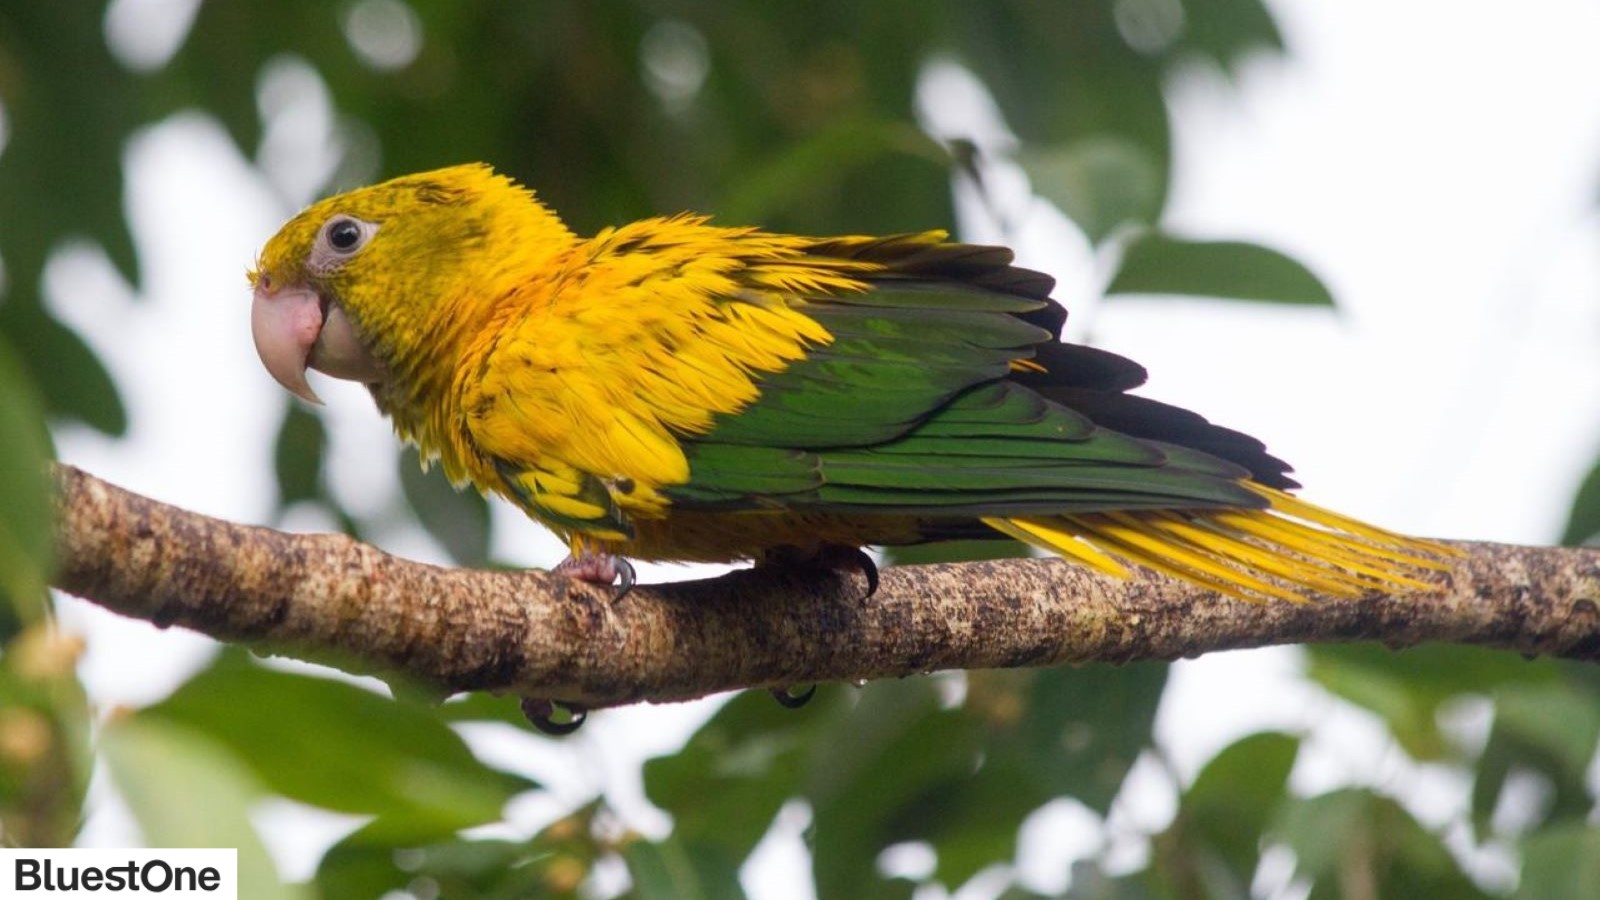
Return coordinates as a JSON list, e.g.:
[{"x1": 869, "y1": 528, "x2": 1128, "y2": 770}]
[{"x1": 374, "y1": 195, "x2": 579, "y2": 486}]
